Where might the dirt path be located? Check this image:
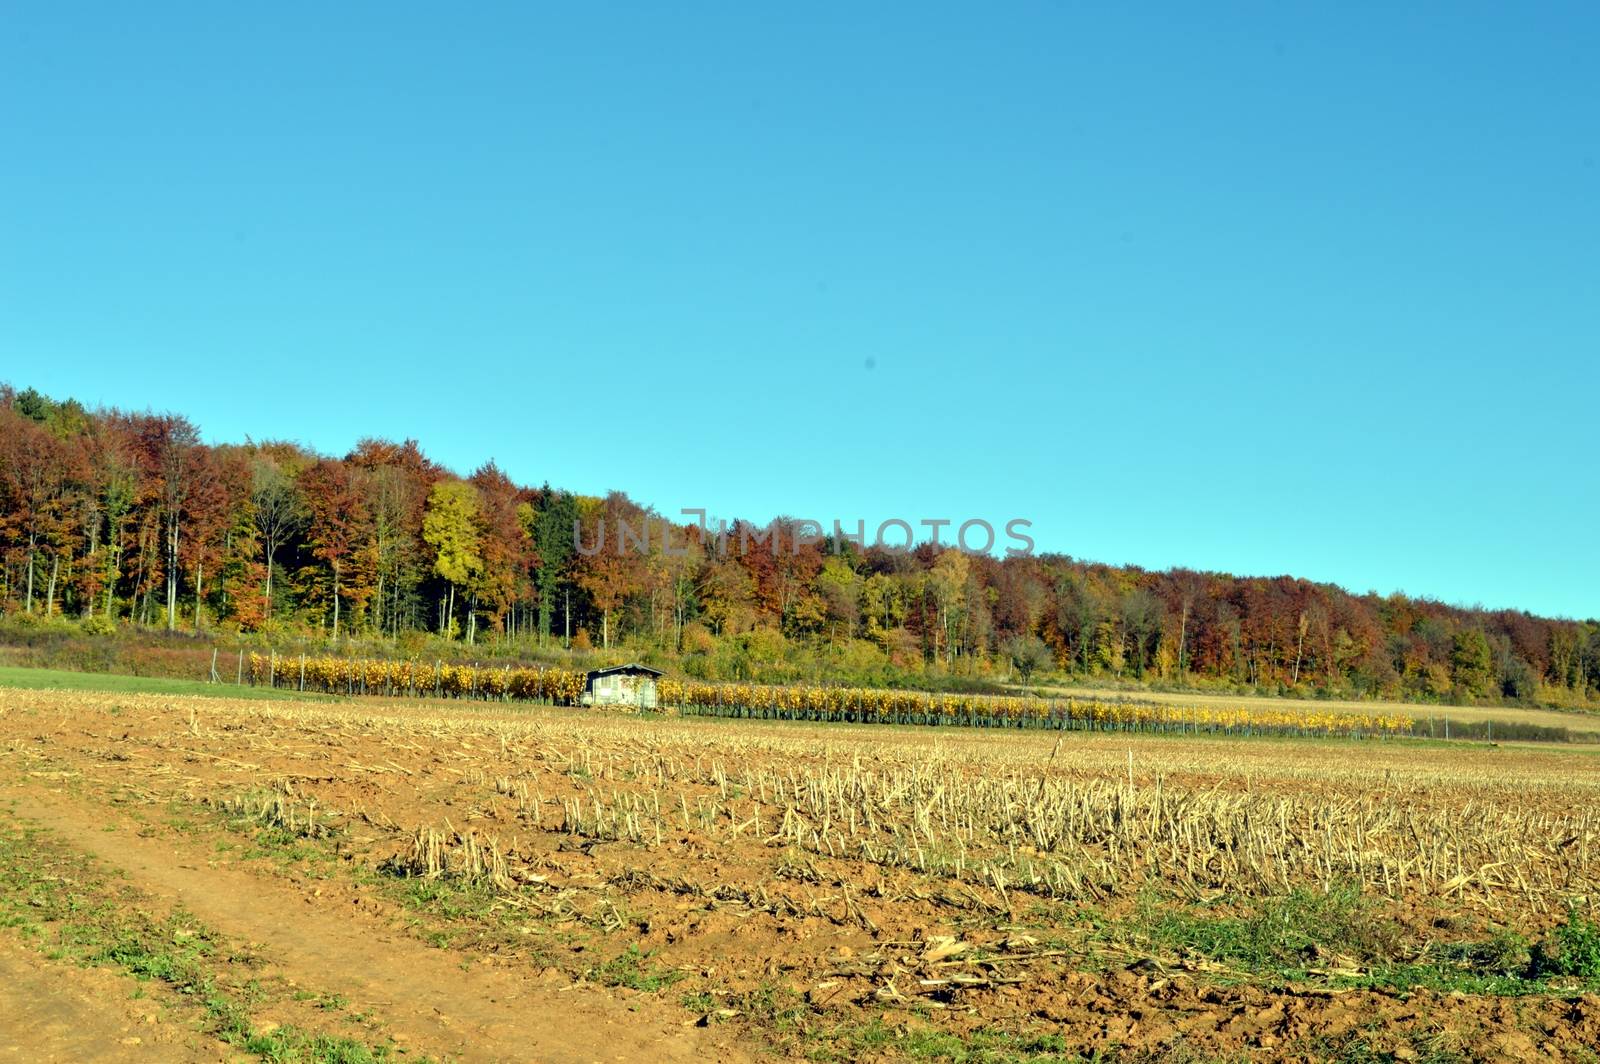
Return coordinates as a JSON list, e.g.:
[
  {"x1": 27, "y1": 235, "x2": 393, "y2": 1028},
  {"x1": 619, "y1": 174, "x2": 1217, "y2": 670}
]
[
  {"x1": 5, "y1": 784, "x2": 750, "y2": 1064},
  {"x1": 0, "y1": 927, "x2": 231, "y2": 1063}
]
